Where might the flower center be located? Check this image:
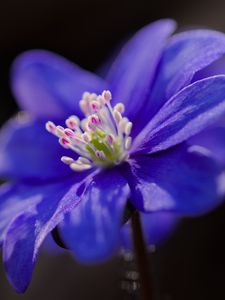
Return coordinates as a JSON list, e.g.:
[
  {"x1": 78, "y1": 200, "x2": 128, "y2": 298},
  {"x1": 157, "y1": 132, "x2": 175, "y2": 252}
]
[{"x1": 46, "y1": 90, "x2": 133, "y2": 171}]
